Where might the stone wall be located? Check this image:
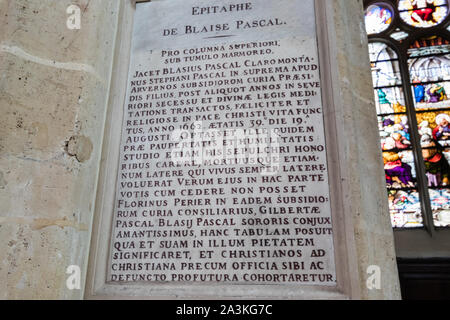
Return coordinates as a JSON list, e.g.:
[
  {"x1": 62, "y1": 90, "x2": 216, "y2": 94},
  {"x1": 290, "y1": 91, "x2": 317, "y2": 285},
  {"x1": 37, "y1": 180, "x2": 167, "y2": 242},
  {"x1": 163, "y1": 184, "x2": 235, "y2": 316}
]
[
  {"x1": 0, "y1": 0, "x2": 401, "y2": 300},
  {"x1": 0, "y1": 0, "x2": 120, "y2": 299}
]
